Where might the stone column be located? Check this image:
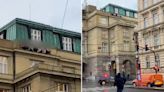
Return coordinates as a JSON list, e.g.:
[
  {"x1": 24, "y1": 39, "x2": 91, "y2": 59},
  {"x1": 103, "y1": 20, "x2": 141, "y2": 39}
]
[{"x1": 116, "y1": 56, "x2": 120, "y2": 74}]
